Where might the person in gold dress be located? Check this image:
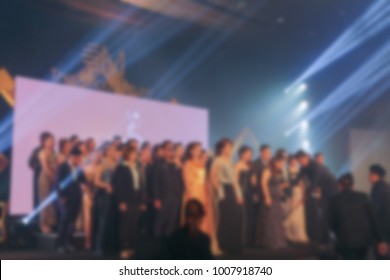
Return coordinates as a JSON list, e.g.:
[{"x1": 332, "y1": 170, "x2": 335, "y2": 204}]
[{"x1": 183, "y1": 142, "x2": 222, "y2": 255}]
